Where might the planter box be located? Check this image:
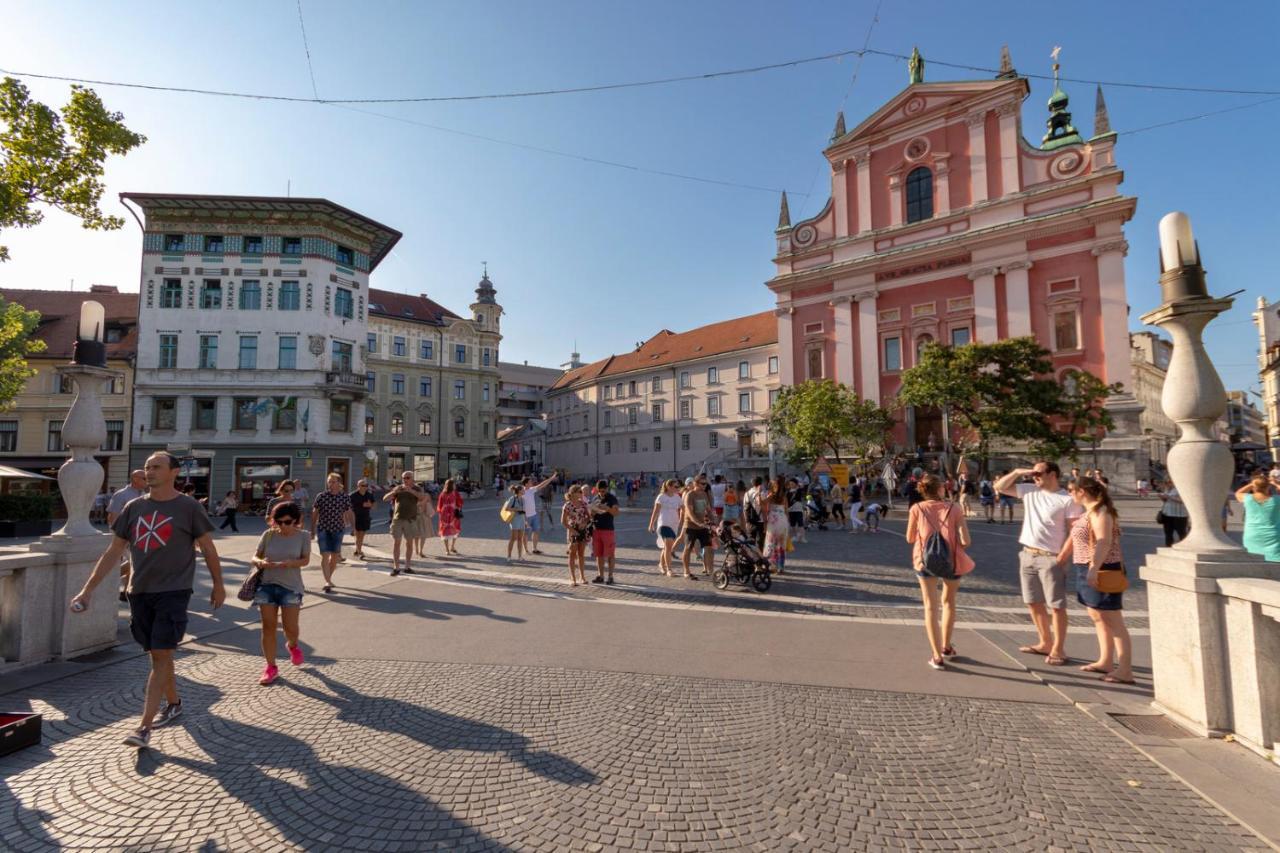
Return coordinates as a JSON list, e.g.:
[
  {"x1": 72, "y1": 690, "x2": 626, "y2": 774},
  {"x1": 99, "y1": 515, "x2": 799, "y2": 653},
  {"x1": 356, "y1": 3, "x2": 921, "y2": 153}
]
[
  {"x1": 0, "y1": 712, "x2": 41, "y2": 757},
  {"x1": 0, "y1": 520, "x2": 53, "y2": 538}
]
